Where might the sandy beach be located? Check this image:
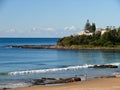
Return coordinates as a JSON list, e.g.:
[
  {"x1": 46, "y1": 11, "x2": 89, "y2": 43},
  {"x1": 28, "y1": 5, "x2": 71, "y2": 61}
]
[{"x1": 10, "y1": 76, "x2": 120, "y2": 90}]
